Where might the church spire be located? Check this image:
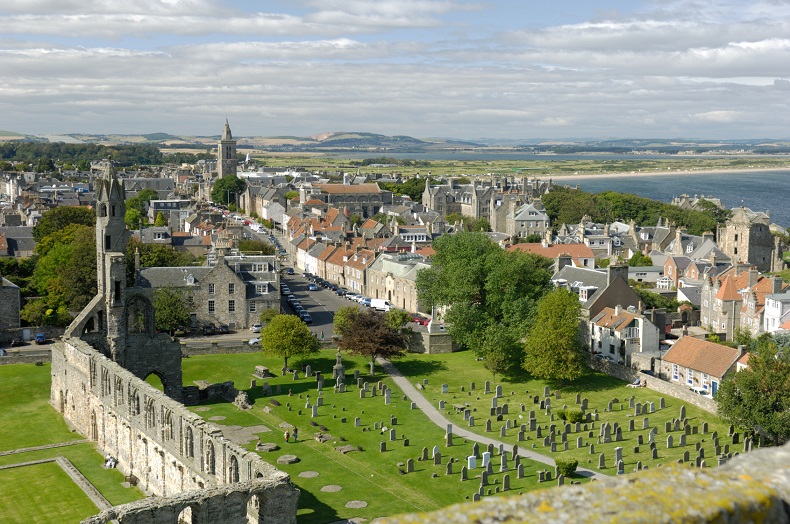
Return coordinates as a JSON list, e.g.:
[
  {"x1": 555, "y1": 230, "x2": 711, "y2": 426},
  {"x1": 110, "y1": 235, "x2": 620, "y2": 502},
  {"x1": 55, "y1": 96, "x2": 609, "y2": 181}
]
[{"x1": 222, "y1": 118, "x2": 233, "y2": 141}]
